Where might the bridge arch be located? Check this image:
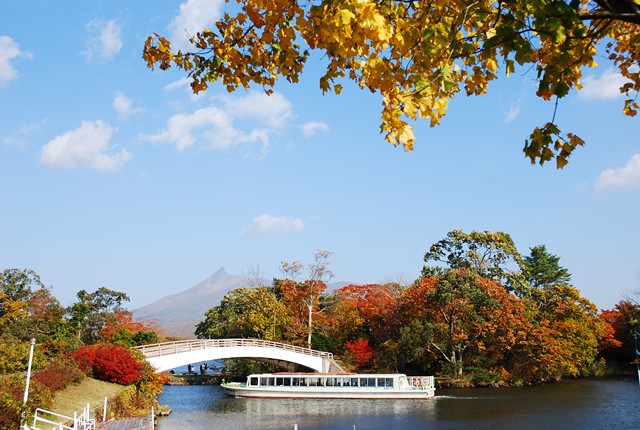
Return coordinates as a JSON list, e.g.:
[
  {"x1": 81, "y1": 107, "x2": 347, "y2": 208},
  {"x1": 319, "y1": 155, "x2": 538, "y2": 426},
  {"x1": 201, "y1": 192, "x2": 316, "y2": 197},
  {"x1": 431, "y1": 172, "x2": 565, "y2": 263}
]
[{"x1": 134, "y1": 339, "x2": 344, "y2": 374}]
